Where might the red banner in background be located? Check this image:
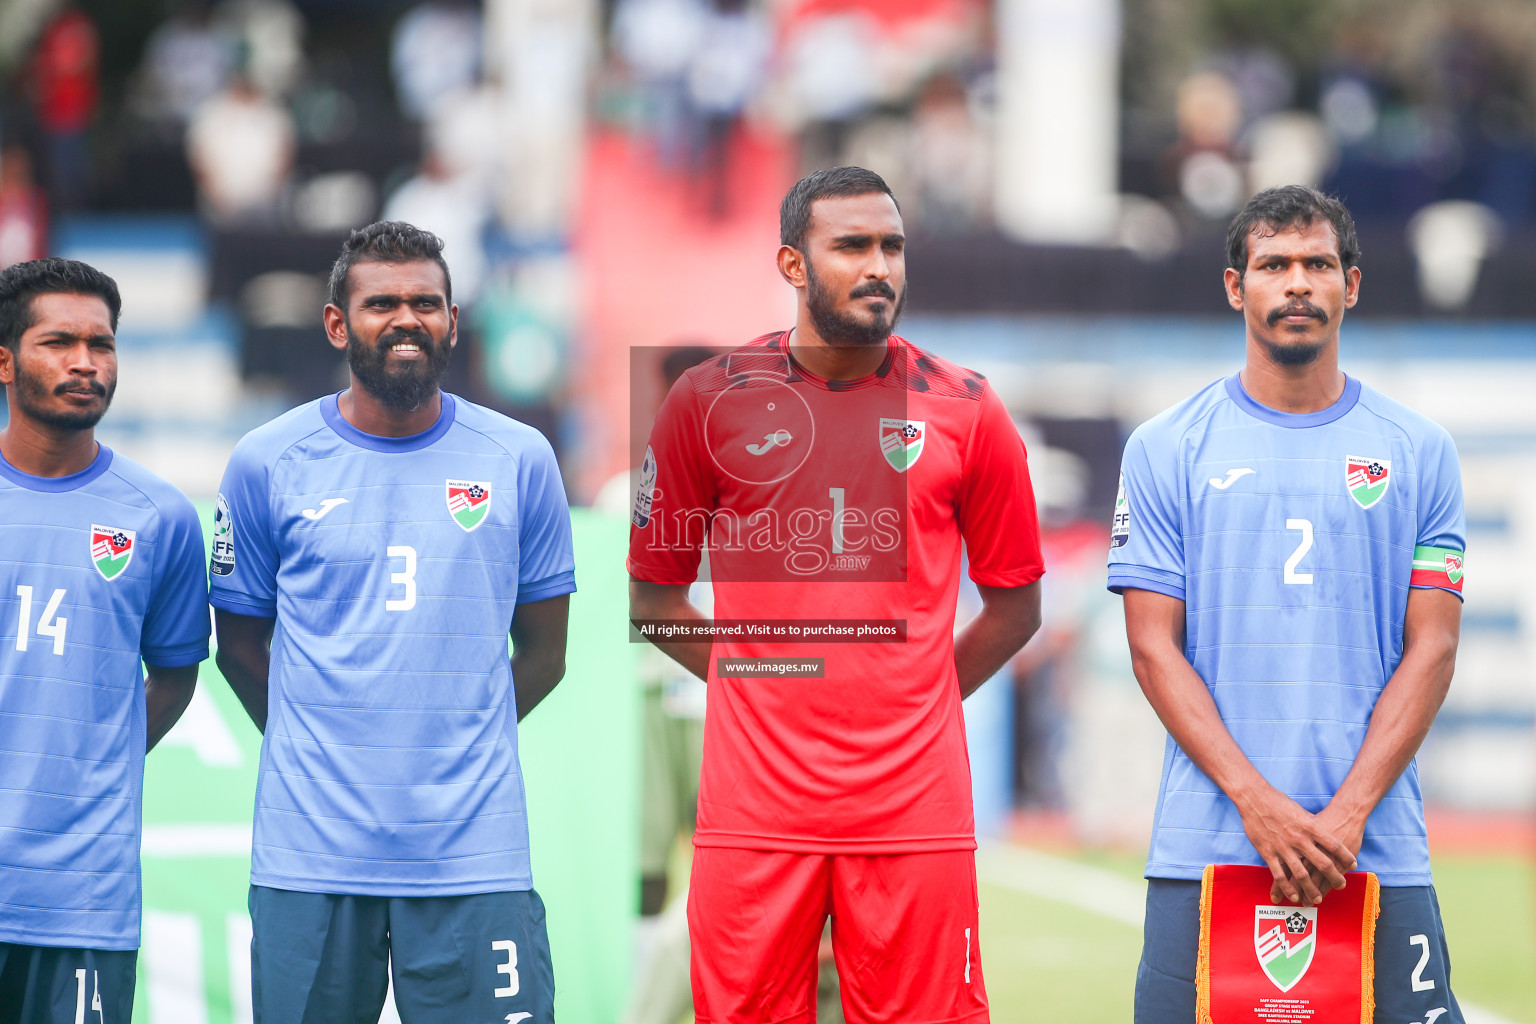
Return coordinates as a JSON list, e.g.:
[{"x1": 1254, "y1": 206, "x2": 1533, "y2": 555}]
[
  {"x1": 1197, "y1": 864, "x2": 1381, "y2": 1024},
  {"x1": 778, "y1": 0, "x2": 980, "y2": 34}
]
